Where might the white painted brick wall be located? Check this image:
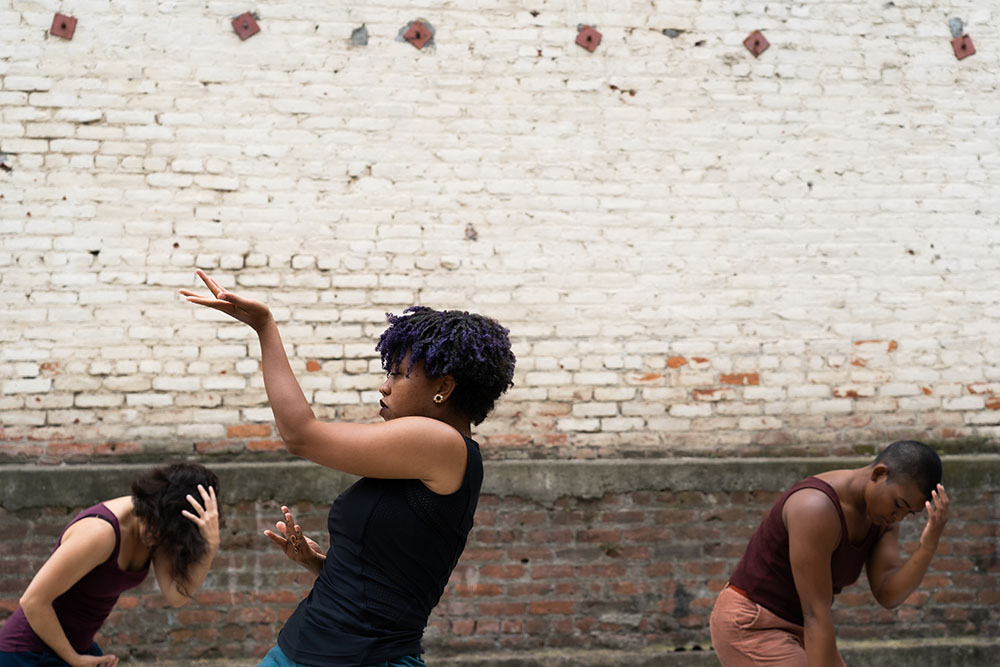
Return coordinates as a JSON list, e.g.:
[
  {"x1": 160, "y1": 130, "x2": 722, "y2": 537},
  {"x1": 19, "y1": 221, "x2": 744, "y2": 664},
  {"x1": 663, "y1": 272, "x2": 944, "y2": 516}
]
[{"x1": 2, "y1": 1, "x2": 999, "y2": 459}]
